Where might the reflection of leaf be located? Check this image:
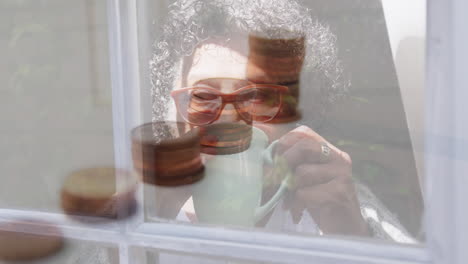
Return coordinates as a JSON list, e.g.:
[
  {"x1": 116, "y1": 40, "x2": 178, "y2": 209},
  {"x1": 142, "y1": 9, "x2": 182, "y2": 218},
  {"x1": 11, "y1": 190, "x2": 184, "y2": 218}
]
[
  {"x1": 17, "y1": 64, "x2": 32, "y2": 76},
  {"x1": 9, "y1": 64, "x2": 32, "y2": 90},
  {"x1": 9, "y1": 23, "x2": 50, "y2": 47},
  {"x1": 350, "y1": 95, "x2": 370, "y2": 104},
  {"x1": 398, "y1": 185, "x2": 410, "y2": 196},
  {"x1": 282, "y1": 94, "x2": 297, "y2": 106},
  {"x1": 362, "y1": 163, "x2": 380, "y2": 182},
  {"x1": 369, "y1": 144, "x2": 385, "y2": 151},
  {"x1": 9, "y1": 64, "x2": 58, "y2": 91},
  {"x1": 336, "y1": 139, "x2": 357, "y2": 147},
  {"x1": 354, "y1": 161, "x2": 397, "y2": 188},
  {"x1": 354, "y1": 162, "x2": 382, "y2": 184},
  {"x1": 336, "y1": 140, "x2": 385, "y2": 152}
]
